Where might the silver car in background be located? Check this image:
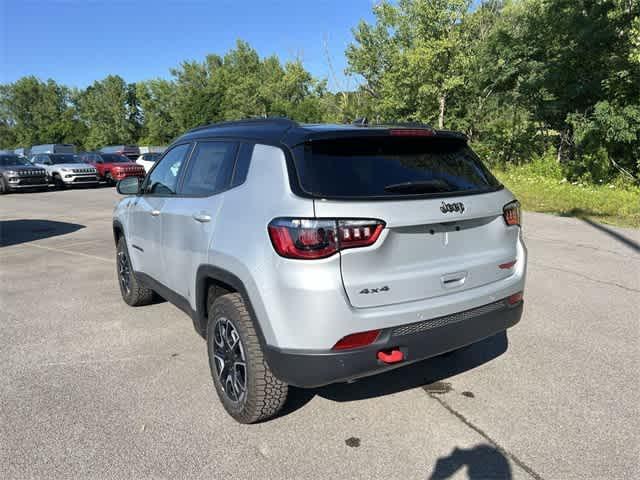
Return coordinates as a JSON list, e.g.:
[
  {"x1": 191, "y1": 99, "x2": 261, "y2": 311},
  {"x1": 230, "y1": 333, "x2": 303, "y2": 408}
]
[
  {"x1": 113, "y1": 119, "x2": 527, "y2": 423},
  {"x1": 30, "y1": 153, "x2": 98, "y2": 188}
]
